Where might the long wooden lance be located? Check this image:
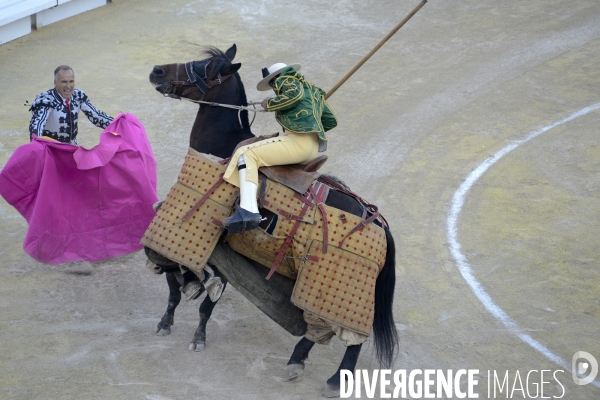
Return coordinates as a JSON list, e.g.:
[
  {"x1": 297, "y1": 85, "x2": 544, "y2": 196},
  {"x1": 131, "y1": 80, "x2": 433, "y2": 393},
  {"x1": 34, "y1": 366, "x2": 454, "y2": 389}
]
[{"x1": 325, "y1": 0, "x2": 428, "y2": 100}]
